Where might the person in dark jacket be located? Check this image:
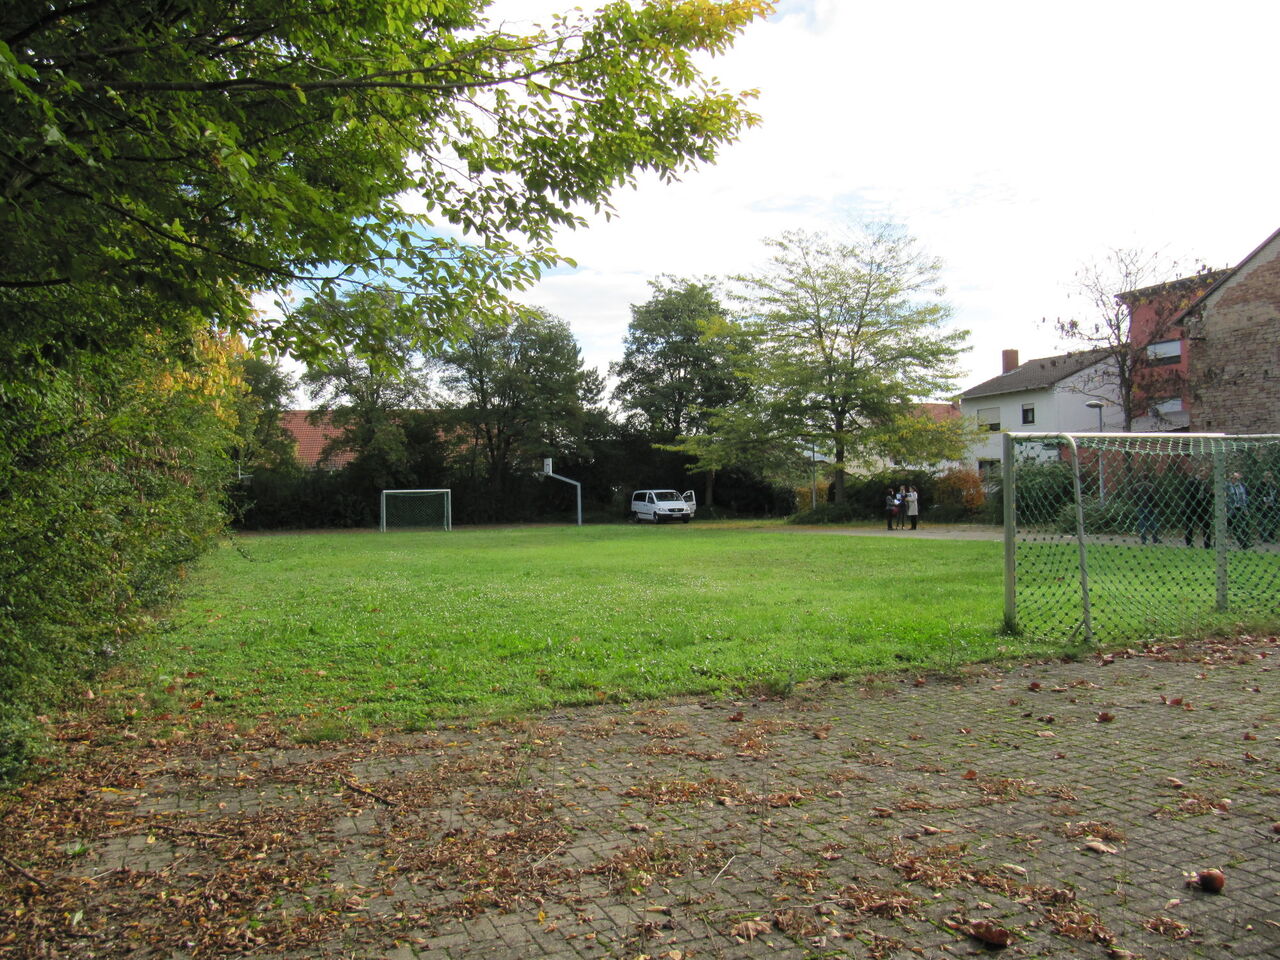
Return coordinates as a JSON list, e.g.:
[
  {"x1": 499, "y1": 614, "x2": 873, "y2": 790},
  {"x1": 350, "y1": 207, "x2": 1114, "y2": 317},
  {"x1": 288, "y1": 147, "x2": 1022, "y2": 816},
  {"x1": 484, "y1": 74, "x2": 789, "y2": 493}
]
[
  {"x1": 1132, "y1": 477, "x2": 1159, "y2": 545},
  {"x1": 1181, "y1": 467, "x2": 1213, "y2": 549}
]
